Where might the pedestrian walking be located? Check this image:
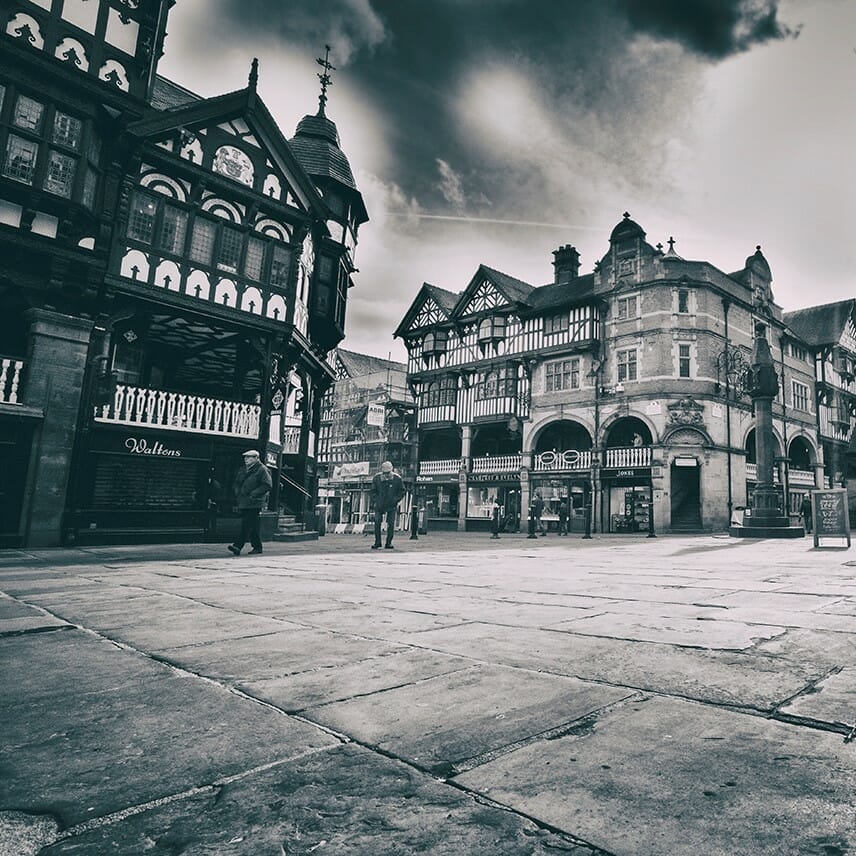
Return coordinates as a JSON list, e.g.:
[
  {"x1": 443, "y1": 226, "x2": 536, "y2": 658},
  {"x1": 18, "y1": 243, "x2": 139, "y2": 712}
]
[
  {"x1": 800, "y1": 495, "x2": 812, "y2": 533},
  {"x1": 558, "y1": 498, "x2": 569, "y2": 536},
  {"x1": 533, "y1": 490, "x2": 545, "y2": 536},
  {"x1": 490, "y1": 497, "x2": 501, "y2": 539},
  {"x1": 371, "y1": 460, "x2": 406, "y2": 549},
  {"x1": 227, "y1": 450, "x2": 272, "y2": 556}
]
